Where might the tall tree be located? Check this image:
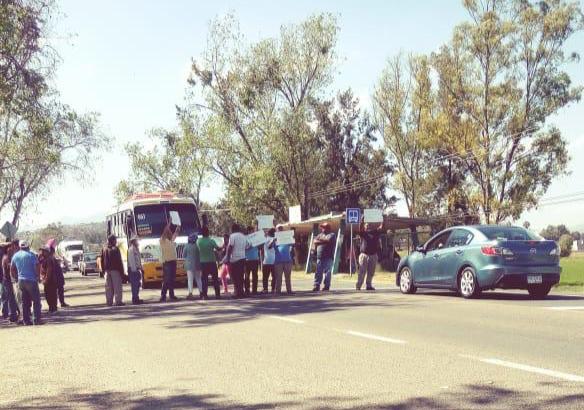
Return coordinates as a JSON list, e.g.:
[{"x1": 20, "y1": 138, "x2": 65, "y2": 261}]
[{"x1": 432, "y1": 0, "x2": 583, "y2": 223}]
